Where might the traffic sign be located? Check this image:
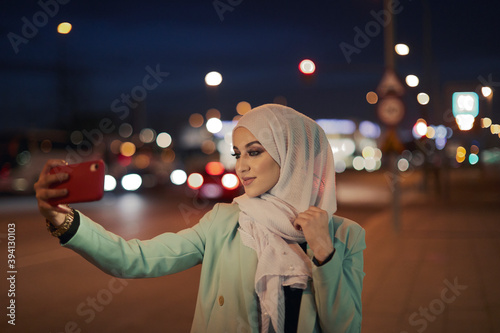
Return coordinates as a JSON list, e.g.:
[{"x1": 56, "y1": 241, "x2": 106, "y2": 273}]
[{"x1": 377, "y1": 69, "x2": 405, "y2": 97}]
